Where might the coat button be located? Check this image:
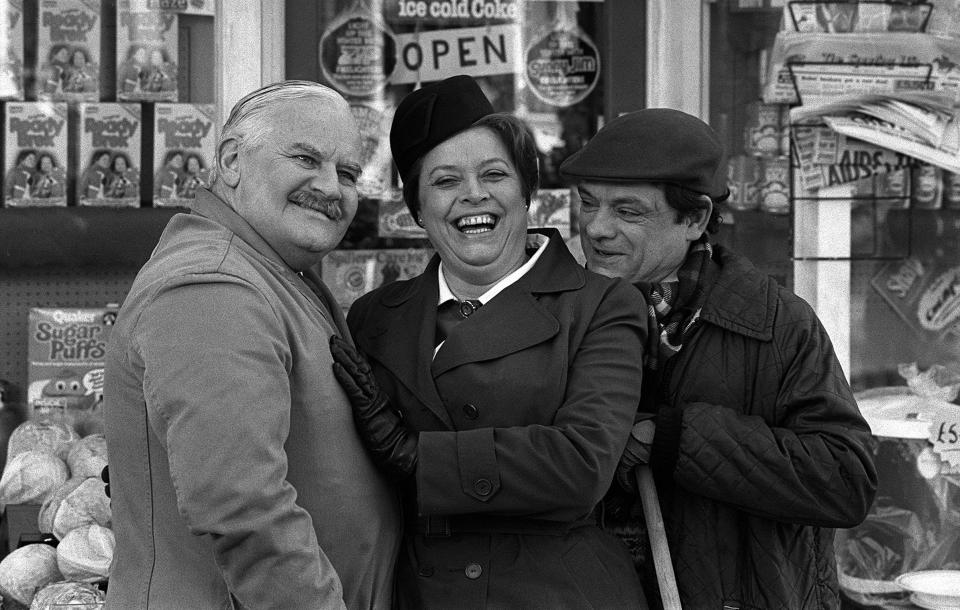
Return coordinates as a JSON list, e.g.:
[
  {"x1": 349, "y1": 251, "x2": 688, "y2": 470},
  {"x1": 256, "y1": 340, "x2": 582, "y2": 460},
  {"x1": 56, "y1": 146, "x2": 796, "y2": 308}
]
[
  {"x1": 418, "y1": 566, "x2": 434, "y2": 577},
  {"x1": 473, "y1": 478, "x2": 492, "y2": 496},
  {"x1": 462, "y1": 403, "x2": 479, "y2": 419},
  {"x1": 464, "y1": 563, "x2": 483, "y2": 579}
]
